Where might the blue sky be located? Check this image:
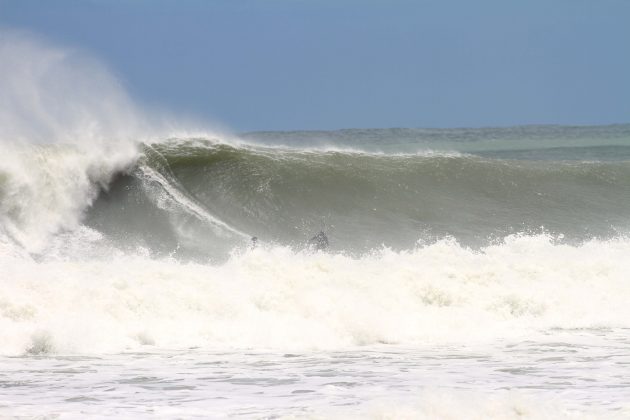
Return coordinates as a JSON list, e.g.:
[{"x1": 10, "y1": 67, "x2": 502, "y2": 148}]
[{"x1": 1, "y1": 0, "x2": 629, "y2": 131}]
